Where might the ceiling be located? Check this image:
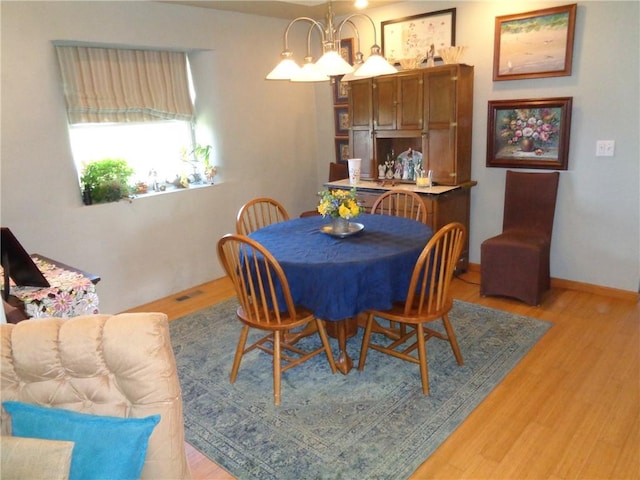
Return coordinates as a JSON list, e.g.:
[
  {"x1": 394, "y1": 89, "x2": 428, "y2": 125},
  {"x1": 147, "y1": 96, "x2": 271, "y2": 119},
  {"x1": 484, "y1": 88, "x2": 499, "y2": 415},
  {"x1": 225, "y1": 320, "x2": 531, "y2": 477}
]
[{"x1": 159, "y1": 1, "x2": 400, "y2": 20}]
